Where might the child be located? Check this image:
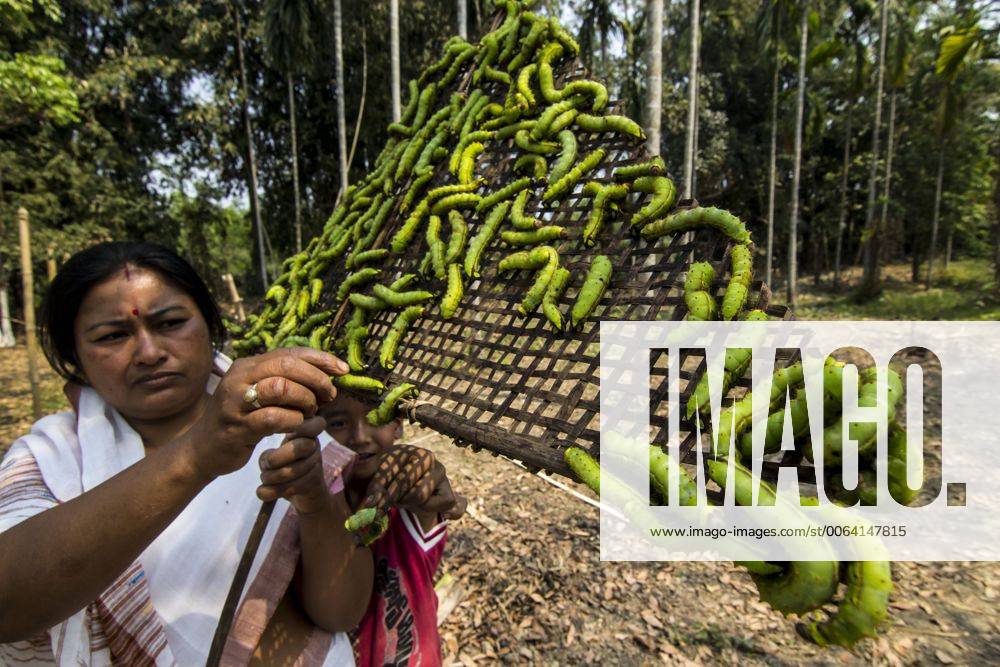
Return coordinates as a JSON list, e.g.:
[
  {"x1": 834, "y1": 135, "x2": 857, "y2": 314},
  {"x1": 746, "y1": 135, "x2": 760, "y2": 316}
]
[{"x1": 321, "y1": 391, "x2": 466, "y2": 667}]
